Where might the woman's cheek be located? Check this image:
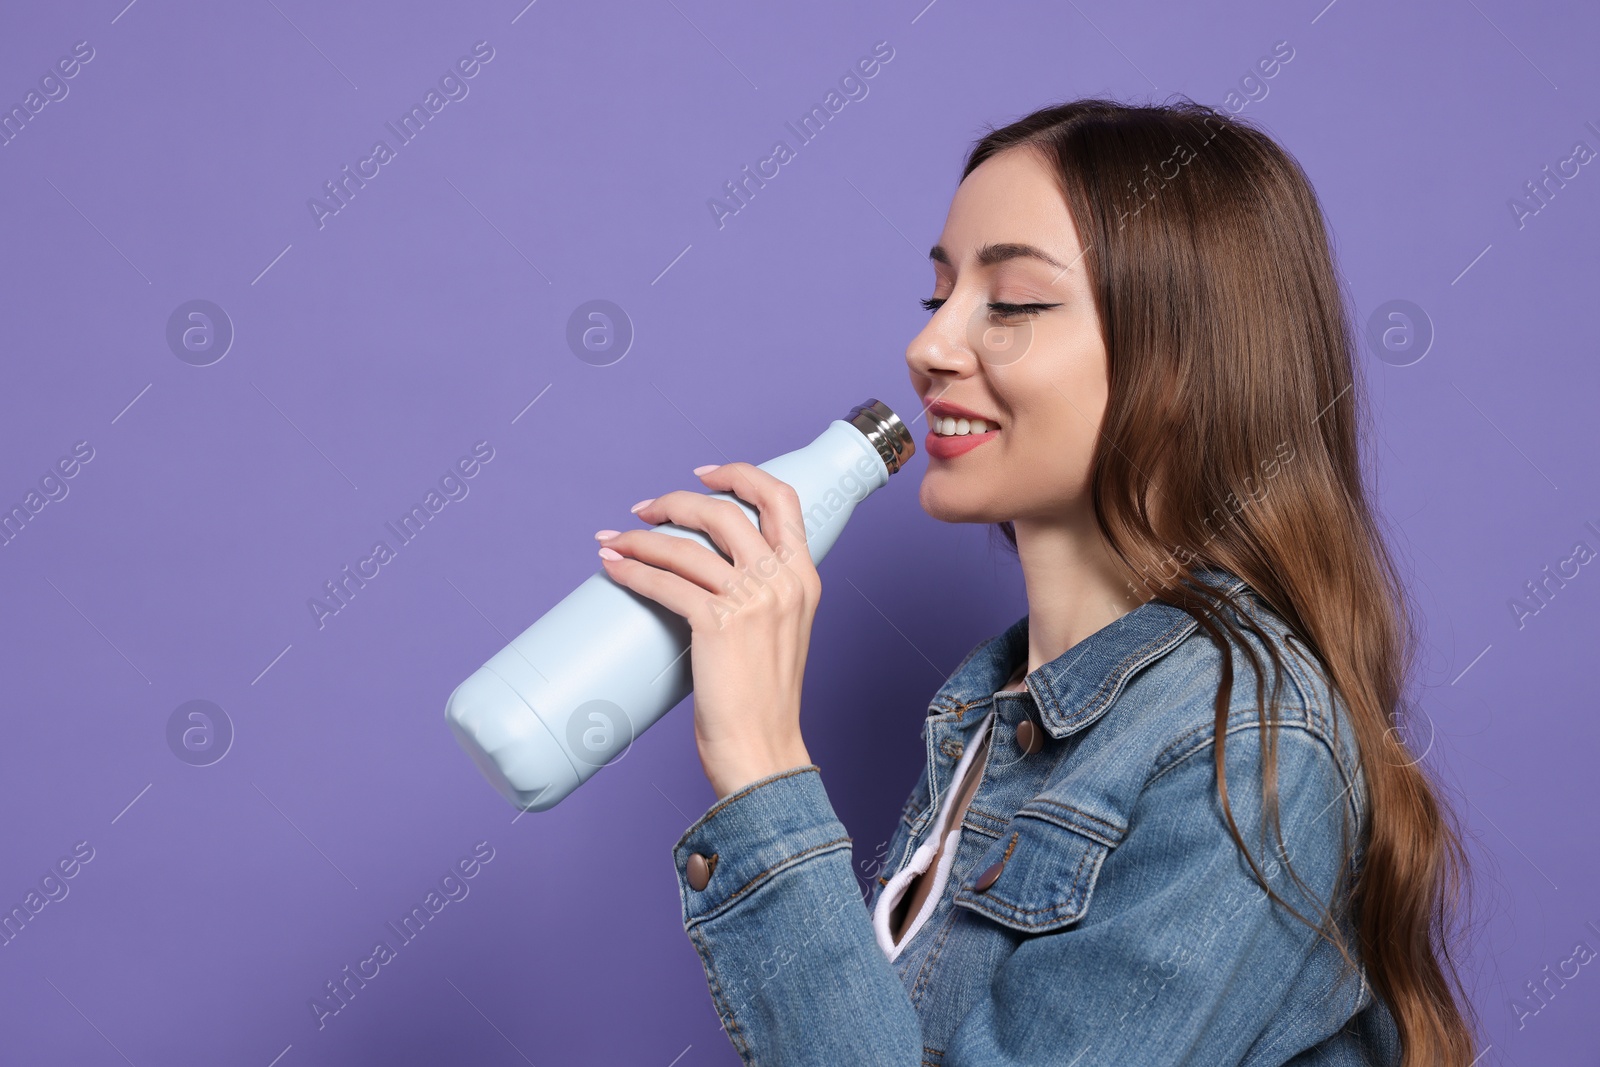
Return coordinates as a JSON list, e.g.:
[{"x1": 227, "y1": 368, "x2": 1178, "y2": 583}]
[{"x1": 1015, "y1": 426, "x2": 1095, "y2": 501}]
